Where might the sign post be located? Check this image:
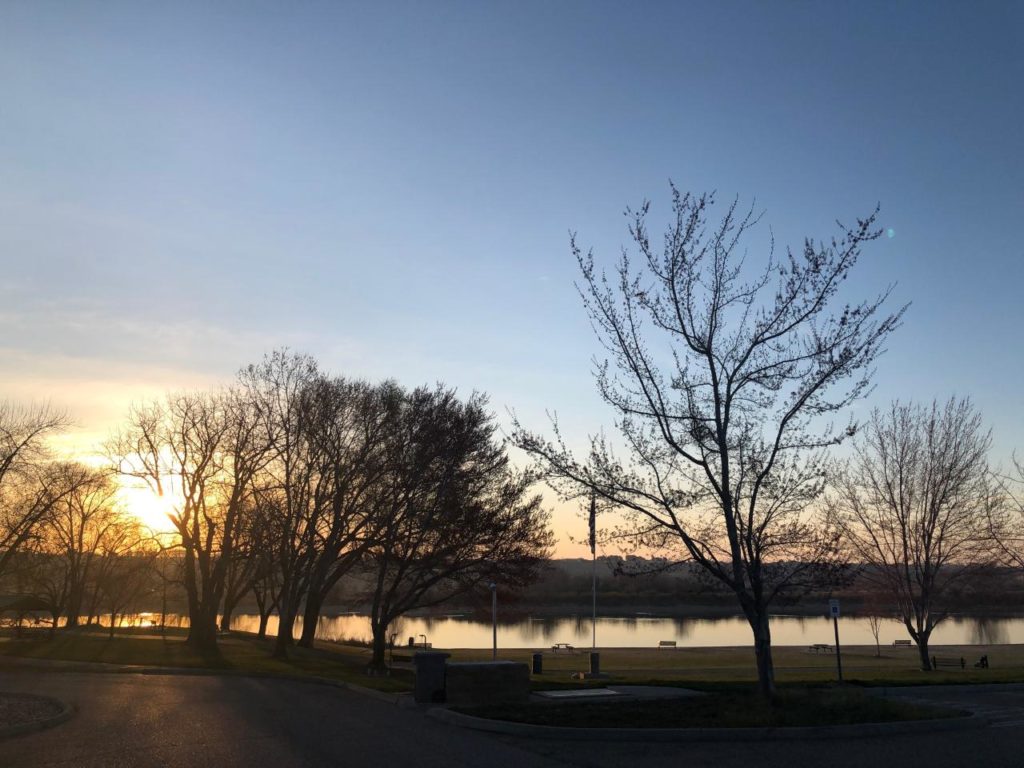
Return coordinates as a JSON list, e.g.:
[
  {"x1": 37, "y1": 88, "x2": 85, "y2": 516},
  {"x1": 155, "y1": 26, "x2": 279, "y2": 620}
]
[{"x1": 829, "y1": 599, "x2": 843, "y2": 683}]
